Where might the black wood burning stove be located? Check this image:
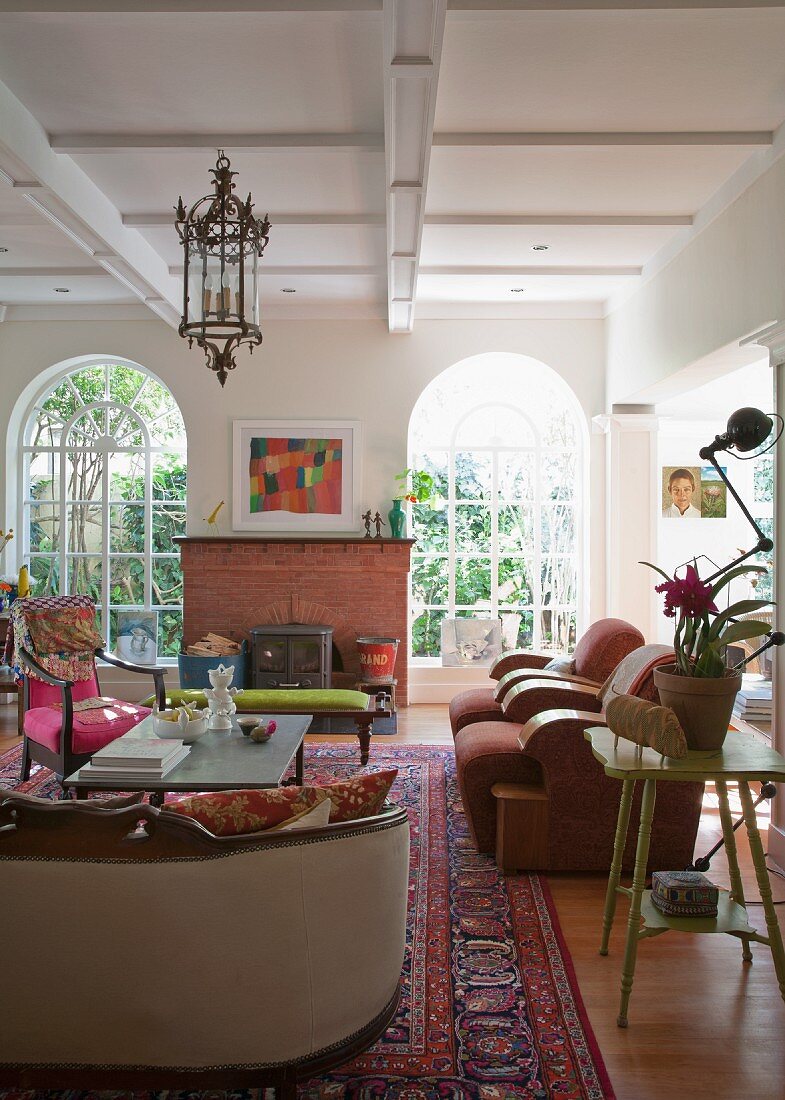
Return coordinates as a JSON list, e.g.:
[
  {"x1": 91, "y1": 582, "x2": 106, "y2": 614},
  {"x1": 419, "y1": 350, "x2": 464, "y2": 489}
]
[{"x1": 250, "y1": 624, "x2": 333, "y2": 689}]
